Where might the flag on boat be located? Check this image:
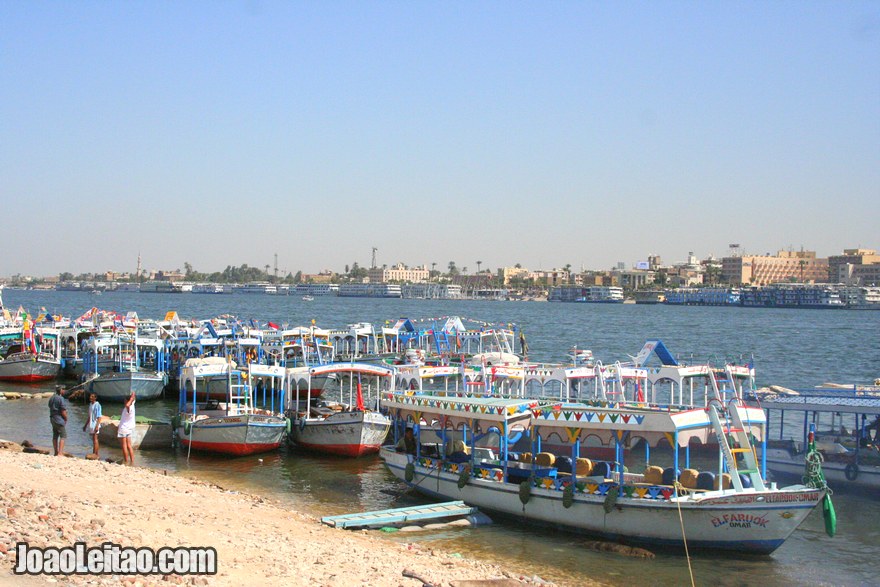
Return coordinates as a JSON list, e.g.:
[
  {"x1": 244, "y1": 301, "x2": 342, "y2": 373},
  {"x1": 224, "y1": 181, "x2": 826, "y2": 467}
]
[{"x1": 267, "y1": 321, "x2": 279, "y2": 330}]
